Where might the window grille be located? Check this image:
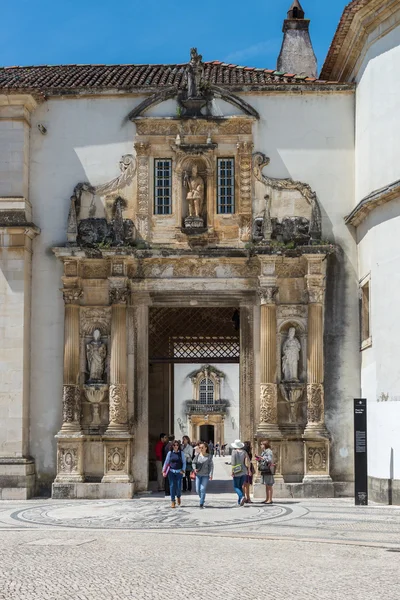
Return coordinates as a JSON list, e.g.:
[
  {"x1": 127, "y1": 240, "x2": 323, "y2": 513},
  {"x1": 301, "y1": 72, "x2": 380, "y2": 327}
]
[
  {"x1": 199, "y1": 378, "x2": 214, "y2": 404},
  {"x1": 217, "y1": 158, "x2": 235, "y2": 214},
  {"x1": 154, "y1": 159, "x2": 172, "y2": 215}
]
